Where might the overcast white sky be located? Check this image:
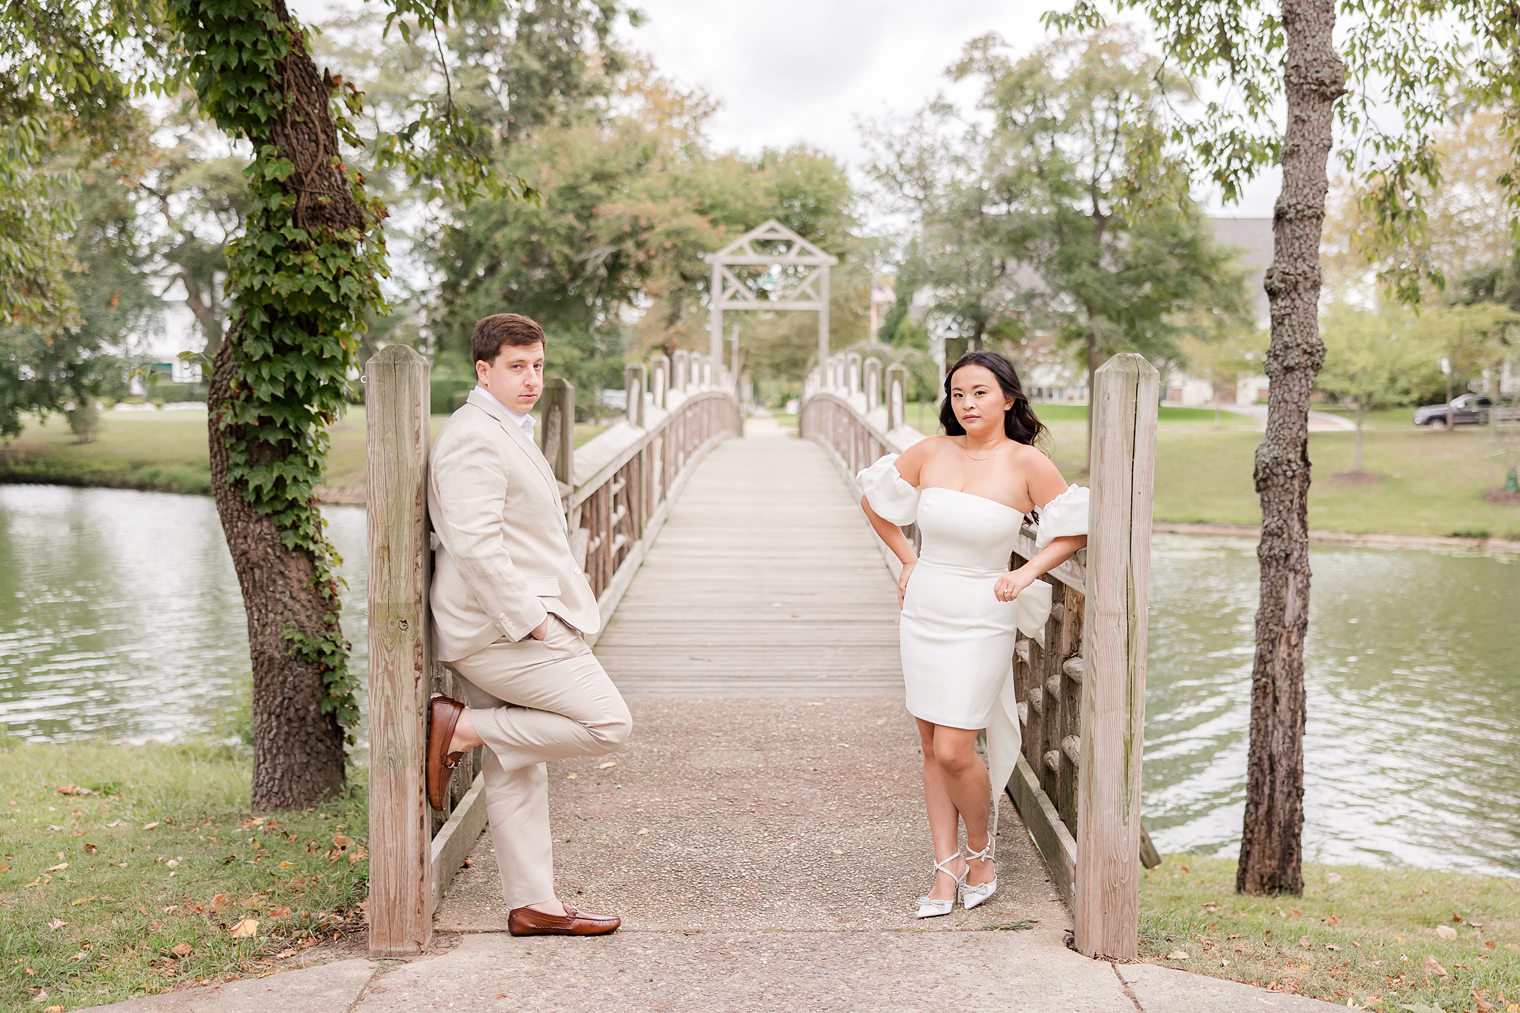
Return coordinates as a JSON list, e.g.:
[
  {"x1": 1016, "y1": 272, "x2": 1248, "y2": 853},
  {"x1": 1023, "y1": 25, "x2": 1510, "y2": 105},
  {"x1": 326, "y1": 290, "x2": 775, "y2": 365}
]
[{"x1": 619, "y1": 0, "x2": 1280, "y2": 218}]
